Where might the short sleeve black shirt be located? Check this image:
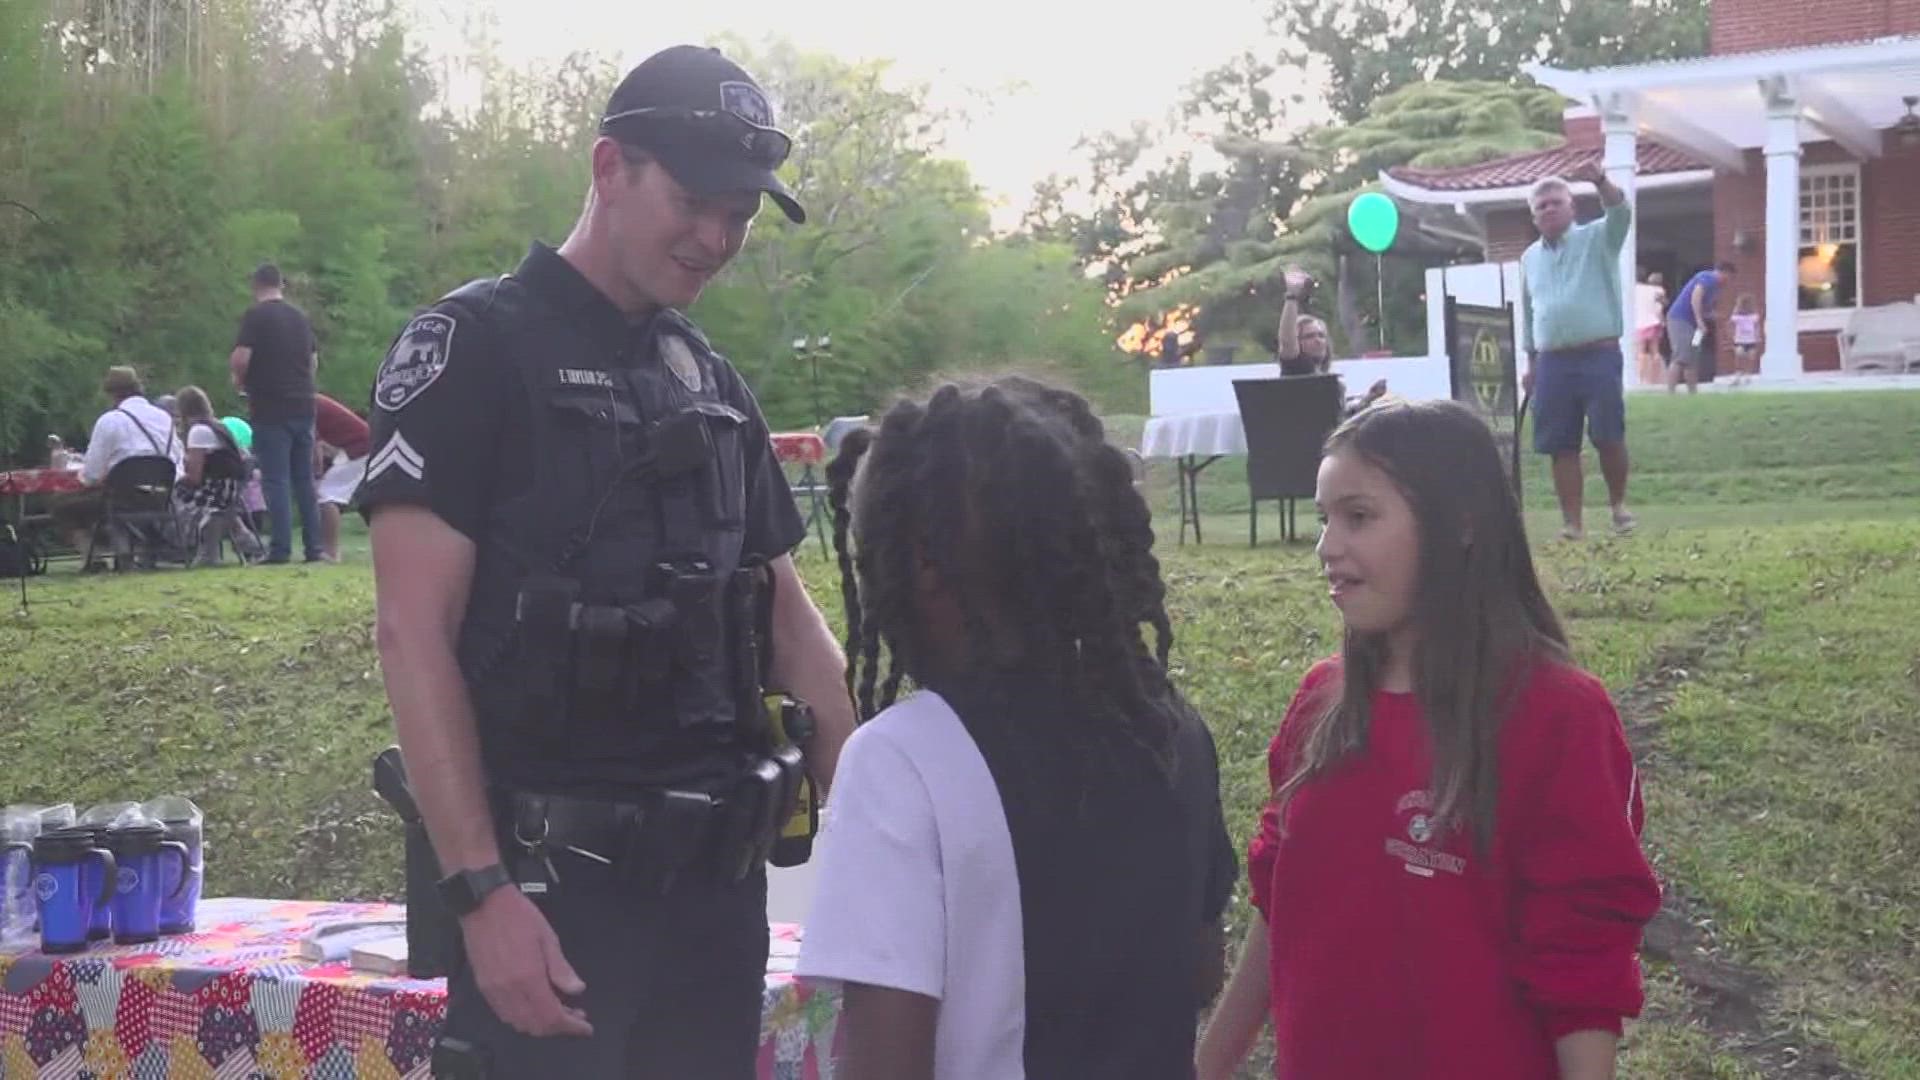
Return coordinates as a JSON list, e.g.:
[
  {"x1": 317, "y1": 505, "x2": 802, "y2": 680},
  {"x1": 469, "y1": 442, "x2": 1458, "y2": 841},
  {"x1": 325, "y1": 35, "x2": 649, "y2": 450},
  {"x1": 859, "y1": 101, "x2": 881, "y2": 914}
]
[
  {"x1": 235, "y1": 299, "x2": 317, "y2": 423},
  {"x1": 354, "y1": 244, "x2": 805, "y2": 565}
]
